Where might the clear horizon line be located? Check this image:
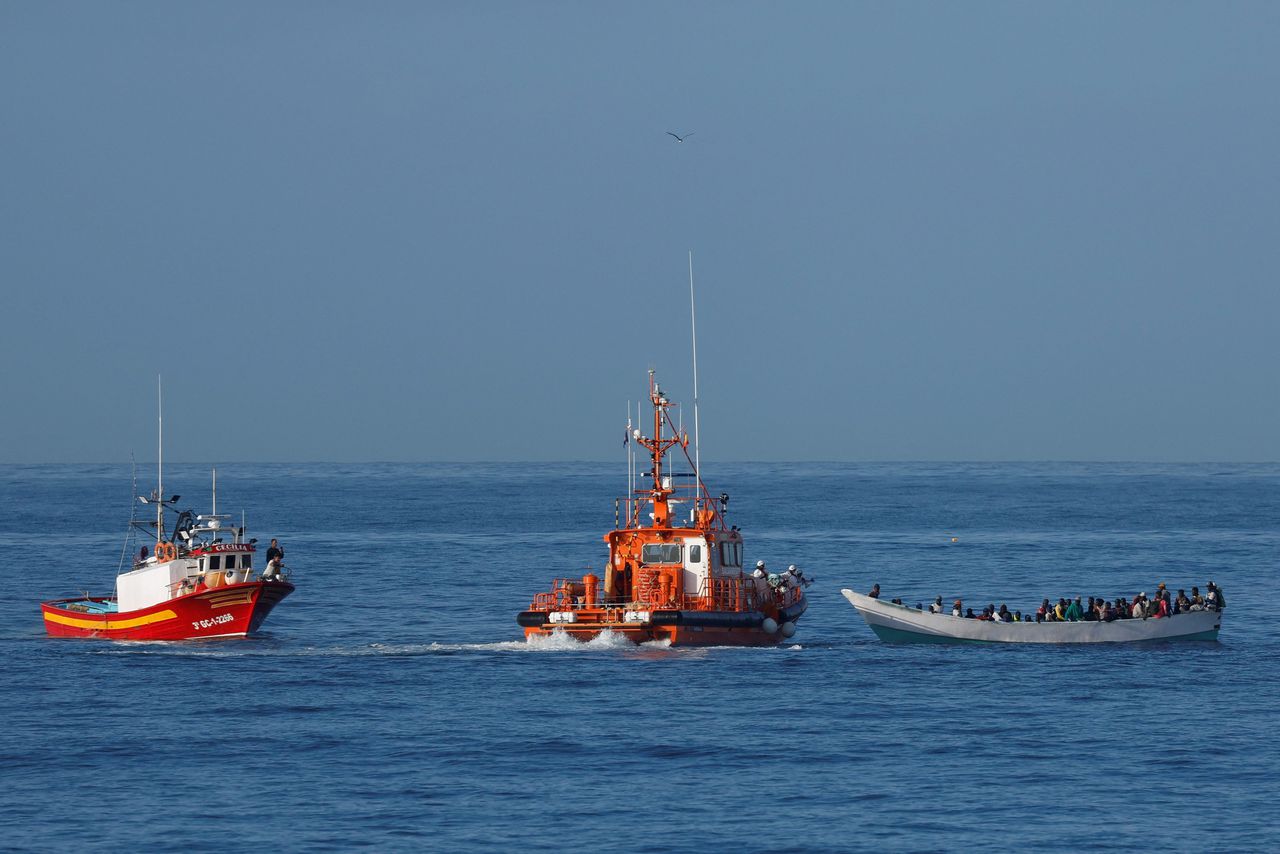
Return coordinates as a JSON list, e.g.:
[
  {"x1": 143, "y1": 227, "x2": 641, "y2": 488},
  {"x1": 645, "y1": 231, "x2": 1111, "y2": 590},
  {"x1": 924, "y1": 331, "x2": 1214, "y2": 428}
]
[{"x1": 3, "y1": 458, "x2": 1280, "y2": 466}]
